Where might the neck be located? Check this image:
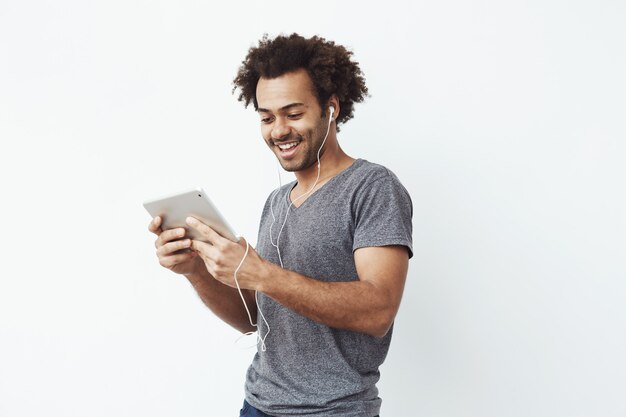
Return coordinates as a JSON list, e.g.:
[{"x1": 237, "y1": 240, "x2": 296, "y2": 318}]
[{"x1": 293, "y1": 140, "x2": 354, "y2": 192}]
